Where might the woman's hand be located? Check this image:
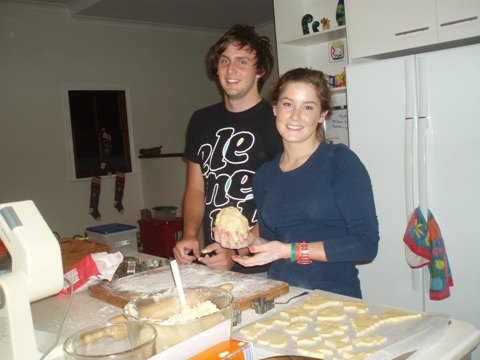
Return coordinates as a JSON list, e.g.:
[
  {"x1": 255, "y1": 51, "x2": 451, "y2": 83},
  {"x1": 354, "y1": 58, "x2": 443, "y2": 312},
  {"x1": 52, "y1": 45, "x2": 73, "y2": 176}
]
[
  {"x1": 232, "y1": 241, "x2": 290, "y2": 267},
  {"x1": 213, "y1": 226, "x2": 256, "y2": 249}
]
